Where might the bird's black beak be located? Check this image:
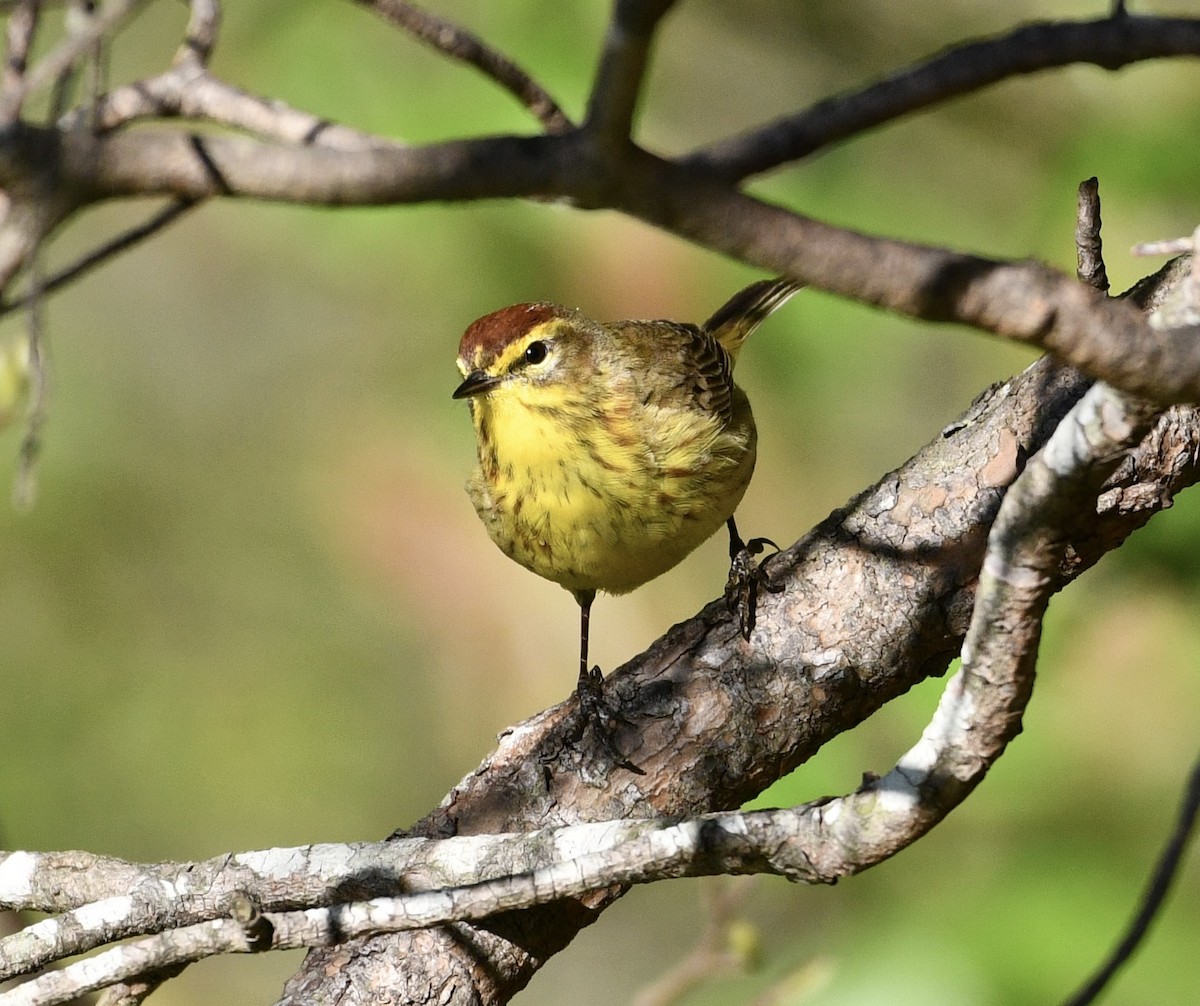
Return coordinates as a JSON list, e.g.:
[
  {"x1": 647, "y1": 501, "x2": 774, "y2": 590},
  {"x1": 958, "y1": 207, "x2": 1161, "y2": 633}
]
[{"x1": 452, "y1": 370, "x2": 500, "y2": 399}]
